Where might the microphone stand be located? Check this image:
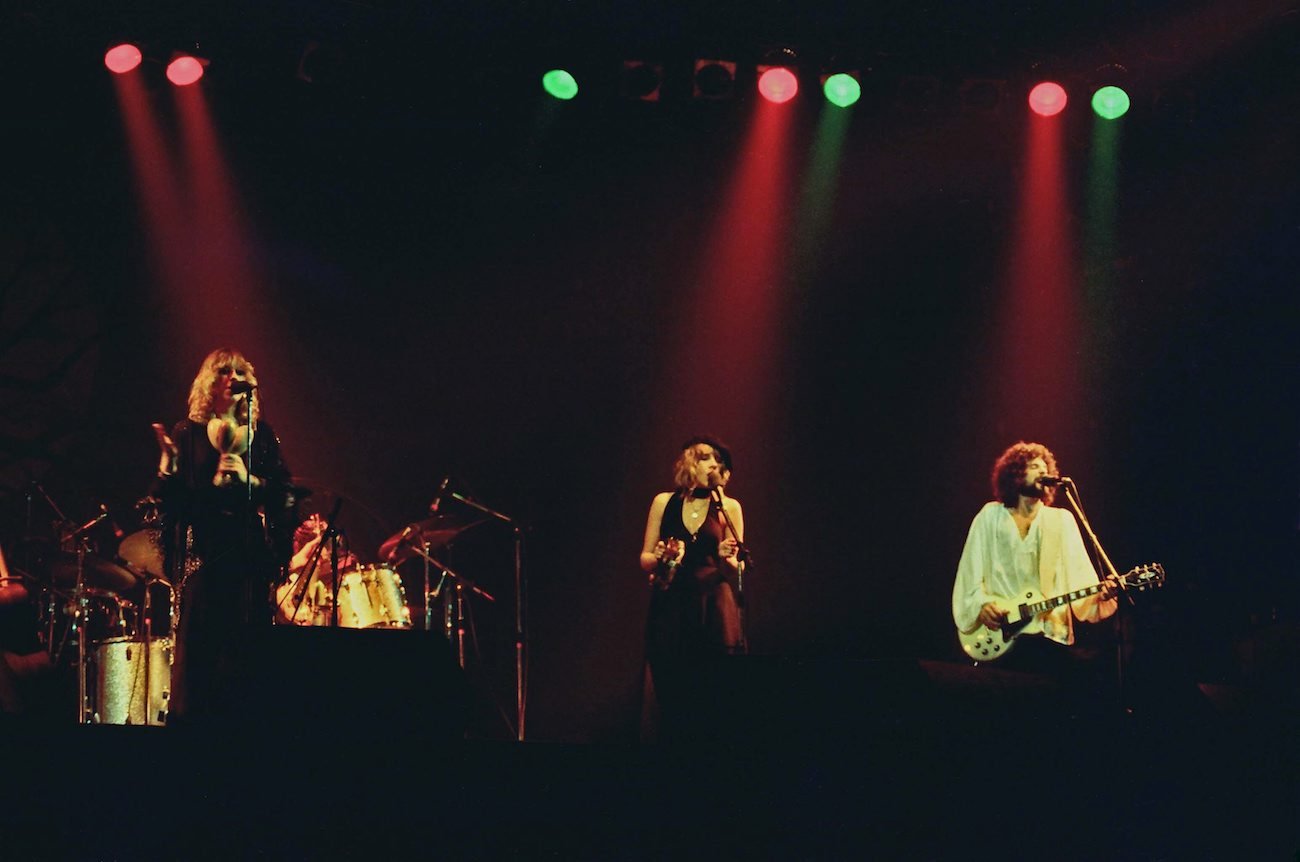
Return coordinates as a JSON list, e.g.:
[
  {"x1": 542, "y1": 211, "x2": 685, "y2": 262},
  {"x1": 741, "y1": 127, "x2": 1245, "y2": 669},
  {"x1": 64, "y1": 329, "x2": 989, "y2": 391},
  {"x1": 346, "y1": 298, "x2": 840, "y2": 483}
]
[
  {"x1": 304, "y1": 499, "x2": 345, "y2": 629},
  {"x1": 243, "y1": 391, "x2": 258, "y2": 626},
  {"x1": 1055, "y1": 479, "x2": 1132, "y2": 716},
  {"x1": 445, "y1": 490, "x2": 526, "y2": 742},
  {"x1": 281, "y1": 526, "x2": 329, "y2": 625},
  {"x1": 709, "y1": 487, "x2": 750, "y2": 654}
]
